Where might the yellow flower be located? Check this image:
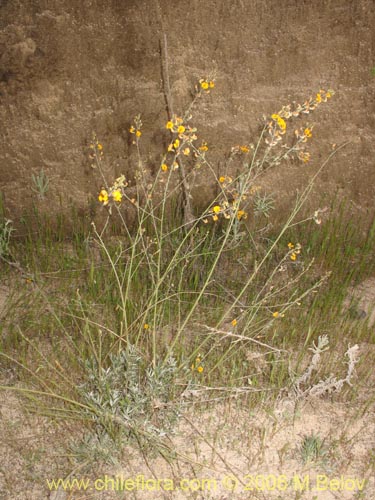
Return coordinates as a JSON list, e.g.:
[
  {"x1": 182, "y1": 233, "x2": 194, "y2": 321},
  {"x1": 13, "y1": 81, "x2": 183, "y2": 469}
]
[
  {"x1": 237, "y1": 210, "x2": 247, "y2": 220},
  {"x1": 272, "y1": 311, "x2": 280, "y2": 318},
  {"x1": 231, "y1": 319, "x2": 237, "y2": 326},
  {"x1": 277, "y1": 117, "x2": 286, "y2": 130},
  {"x1": 290, "y1": 253, "x2": 297, "y2": 261},
  {"x1": 129, "y1": 126, "x2": 135, "y2": 134},
  {"x1": 209, "y1": 81, "x2": 215, "y2": 88},
  {"x1": 212, "y1": 215, "x2": 219, "y2": 222},
  {"x1": 303, "y1": 152, "x2": 311, "y2": 163},
  {"x1": 288, "y1": 242, "x2": 294, "y2": 249},
  {"x1": 168, "y1": 143, "x2": 174, "y2": 152},
  {"x1": 136, "y1": 130, "x2": 142, "y2": 137},
  {"x1": 197, "y1": 366, "x2": 204, "y2": 373},
  {"x1": 183, "y1": 147, "x2": 190, "y2": 156},
  {"x1": 199, "y1": 142, "x2": 208, "y2": 152},
  {"x1": 316, "y1": 93, "x2": 322, "y2": 103},
  {"x1": 161, "y1": 163, "x2": 168, "y2": 172},
  {"x1": 240, "y1": 145, "x2": 250, "y2": 153},
  {"x1": 201, "y1": 81, "x2": 209, "y2": 90},
  {"x1": 173, "y1": 138, "x2": 180, "y2": 149},
  {"x1": 304, "y1": 128, "x2": 312, "y2": 138},
  {"x1": 326, "y1": 91, "x2": 332, "y2": 99},
  {"x1": 97, "y1": 143, "x2": 103, "y2": 150},
  {"x1": 166, "y1": 121, "x2": 174, "y2": 130},
  {"x1": 298, "y1": 151, "x2": 311, "y2": 163},
  {"x1": 271, "y1": 114, "x2": 286, "y2": 131},
  {"x1": 212, "y1": 205, "x2": 221, "y2": 214},
  {"x1": 112, "y1": 190, "x2": 122, "y2": 202},
  {"x1": 144, "y1": 323, "x2": 149, "y2": 329},
  {"x1": 219, "y1": 176, "x2": 226, "y2": 183},
  {"x1": 177, "y1": 125, "x2": 185, "y2": 134},
  {"x1": 98, "y1": 189, "x2": 109, "y2": 205}
]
